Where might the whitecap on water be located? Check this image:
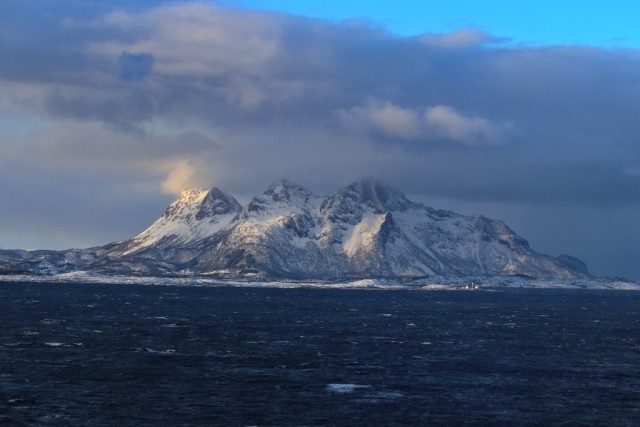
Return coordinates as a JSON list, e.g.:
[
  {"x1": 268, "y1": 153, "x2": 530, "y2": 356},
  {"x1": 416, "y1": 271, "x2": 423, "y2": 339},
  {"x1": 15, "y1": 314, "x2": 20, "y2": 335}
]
[
  {"x1": 162, "y1": 323, "x2": 179, "y2": 328},
  {"x1": 38, "y1": 414, "x2": 67, "y2": 423},
  {"x1": 134, "y1": 347, "x2": 177, "y2": 355},
  {"x1": 326, "y1": 383, "x2": 371, "y2": 393}
]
